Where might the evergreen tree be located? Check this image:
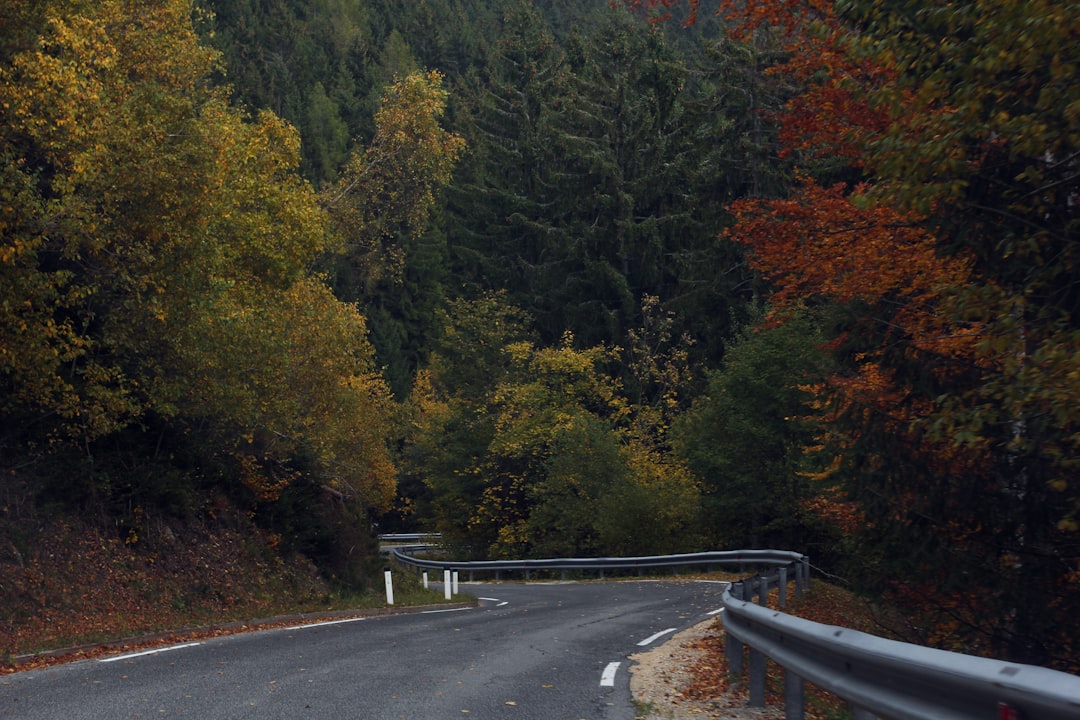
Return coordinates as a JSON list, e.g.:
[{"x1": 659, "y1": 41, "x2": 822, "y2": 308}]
[
  {"x1": 206, "y1": 0, "x2": 375, "y2": 186},
  {"x1": 444, "y1": 1, "x2": 573, "y2": 314}
]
